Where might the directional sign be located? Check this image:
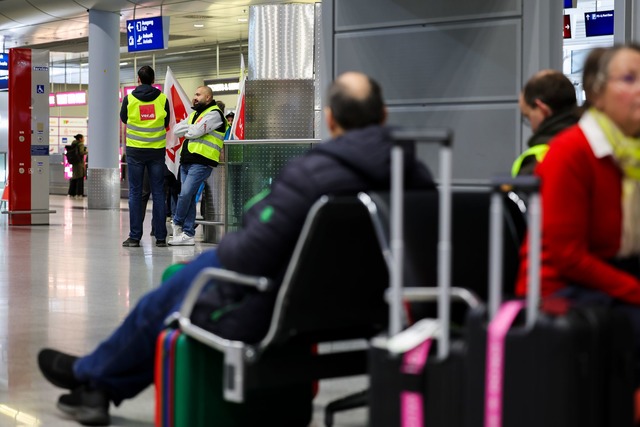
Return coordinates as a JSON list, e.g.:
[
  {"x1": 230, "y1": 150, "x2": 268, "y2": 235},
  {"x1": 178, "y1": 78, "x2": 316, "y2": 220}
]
[
  {"x1": 584, "y1": 10, "x2": 614, "y2": 37},
  {"x1": 563, "y1": 15, "x2": 572, "y2": 39},
  {"x1": 0, "y1": 53, "x2": 8, "y2": 91},
  {"x1": 126, "y1": 16, "x2": 170, "y2": 53}
]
